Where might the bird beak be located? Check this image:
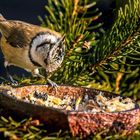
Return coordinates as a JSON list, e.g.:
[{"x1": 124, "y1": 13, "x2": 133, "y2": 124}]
[
  {"x1": 60, "y1": 34, "x2": 66, "y2": 43},
  {"x1": 52, "y1": 34, "x2": 66, "y2": 49},
  {"x1": 57, "y1": 34, "x2": 66, "y2": 47}
]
